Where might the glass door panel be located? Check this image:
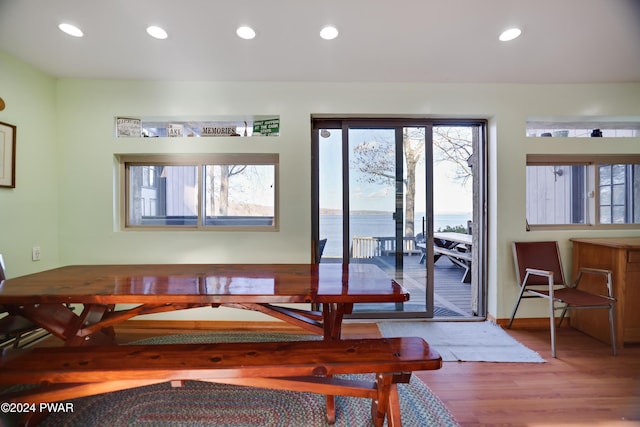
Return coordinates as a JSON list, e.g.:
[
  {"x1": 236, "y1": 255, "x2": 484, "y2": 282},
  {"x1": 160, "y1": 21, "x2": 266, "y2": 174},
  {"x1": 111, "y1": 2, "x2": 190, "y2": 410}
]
[
  {"x1": 314, "y1": 119, "x2": 484, "y2": 319},
  {"x1": 318, "y1": 129, "x2": 343, "y2": 262},
  {"x1": 401, "y1": 127, "x2": 428, "y2": 313},
  {"x1": 348, "y1": 128, "x2": 400, "y2": 313}
]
